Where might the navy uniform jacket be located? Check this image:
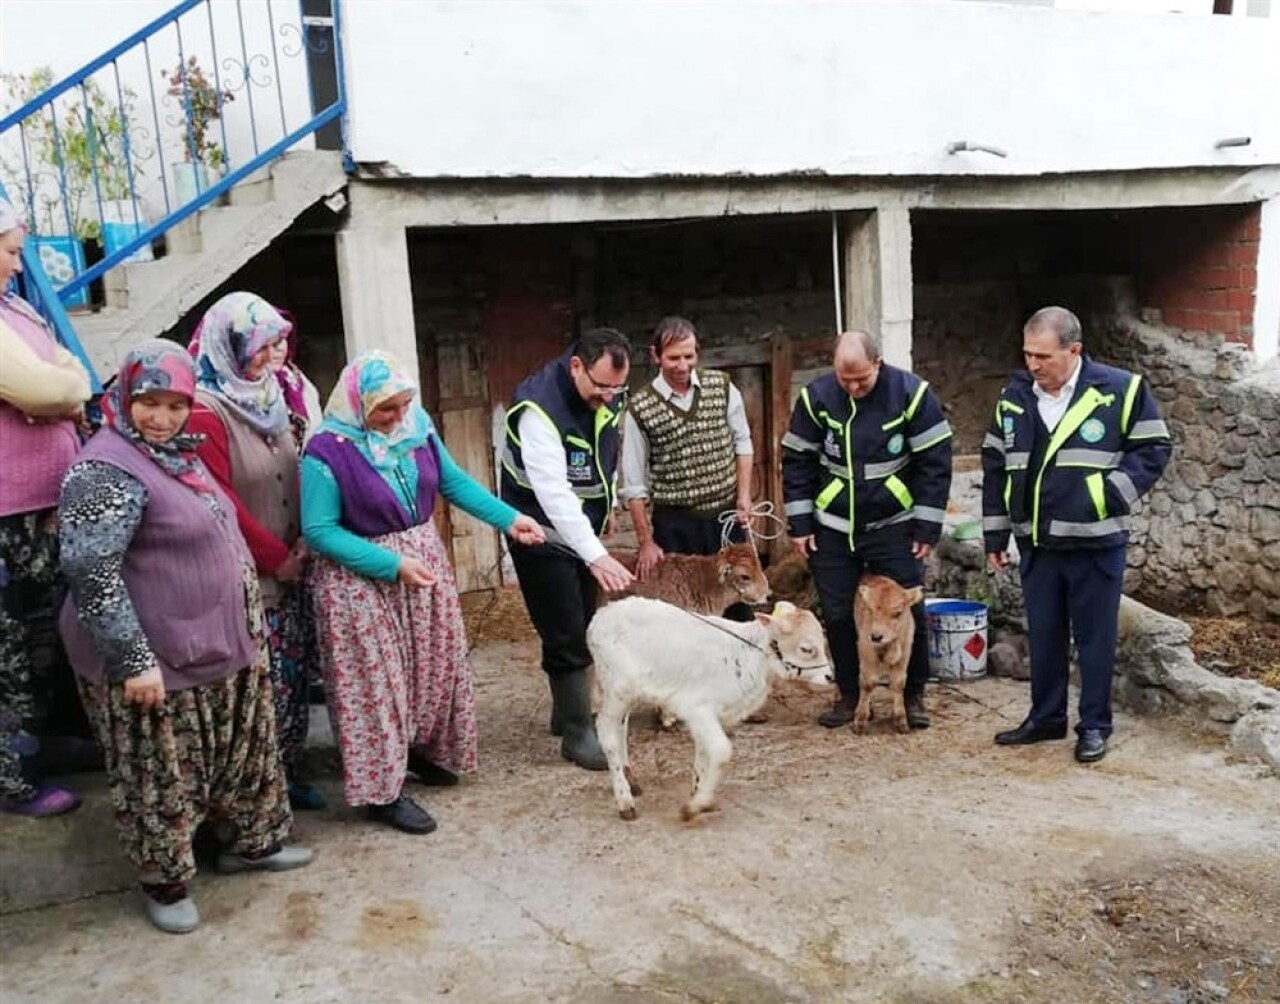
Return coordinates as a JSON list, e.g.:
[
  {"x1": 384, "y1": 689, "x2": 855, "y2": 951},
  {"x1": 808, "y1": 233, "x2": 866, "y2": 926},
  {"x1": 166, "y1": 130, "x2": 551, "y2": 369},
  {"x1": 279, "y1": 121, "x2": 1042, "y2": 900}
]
[
  {"x1": 781, "y1": 365, "x2": 953, "y2": 551},
  {"x1": 981, "y1": 355, "x2": 1171, "y2": 553},
  {"x1": 499, "y1": 353, "x2": 622, "y2": 537}
]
